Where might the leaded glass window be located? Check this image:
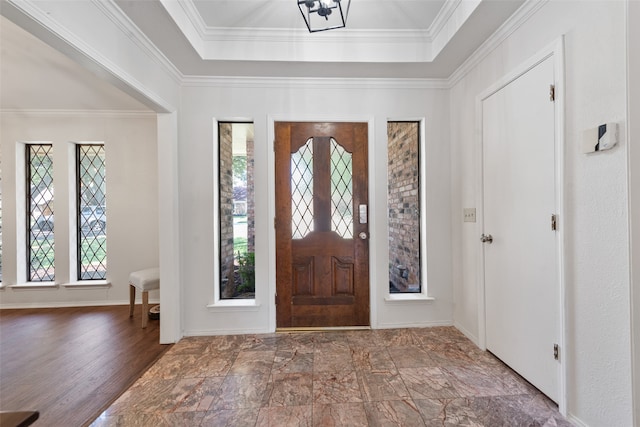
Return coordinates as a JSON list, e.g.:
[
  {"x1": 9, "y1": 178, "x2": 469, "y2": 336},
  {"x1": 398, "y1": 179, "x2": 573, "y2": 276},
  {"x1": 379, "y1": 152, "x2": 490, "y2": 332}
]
[
  {"x1": 330, "y1": 138, "x2": 353, "y2": 238},
  {"x1": 291, "y1": 138, "x2": 314, "y2": 239},
  {"x1": 27, "y1": 144, "x2": 55, "y2": 282},
  {"x1": 77, "y1": 144, "x2": 107, "y2": 280}
]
